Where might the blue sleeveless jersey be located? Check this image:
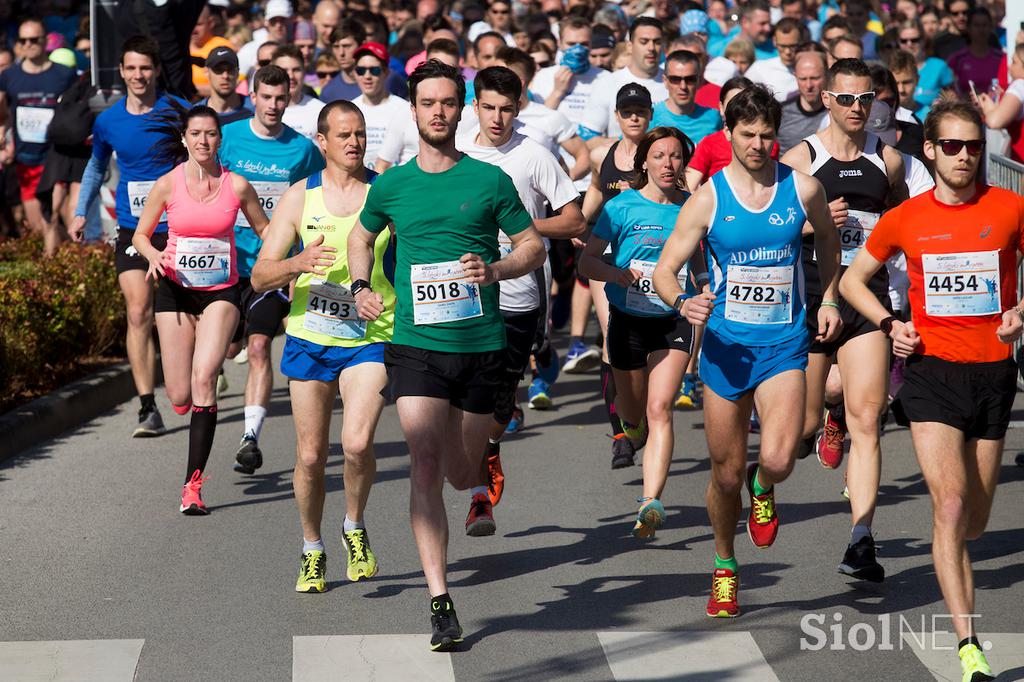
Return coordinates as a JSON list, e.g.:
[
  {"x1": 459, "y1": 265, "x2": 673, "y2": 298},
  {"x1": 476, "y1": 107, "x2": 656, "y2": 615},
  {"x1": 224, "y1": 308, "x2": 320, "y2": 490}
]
[{"x1": 704, "y1": 164, "x2": 807, "y2": 346}]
